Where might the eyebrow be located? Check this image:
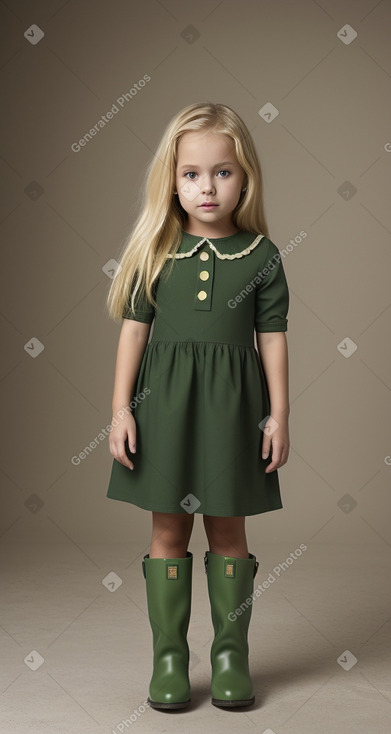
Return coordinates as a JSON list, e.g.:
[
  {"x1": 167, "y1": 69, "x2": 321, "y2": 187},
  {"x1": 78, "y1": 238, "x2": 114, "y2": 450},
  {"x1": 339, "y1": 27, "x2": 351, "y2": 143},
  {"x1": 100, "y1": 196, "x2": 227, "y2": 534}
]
[{"x1": 179, "y1": 161, "x2": 235, "y2": 170}]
